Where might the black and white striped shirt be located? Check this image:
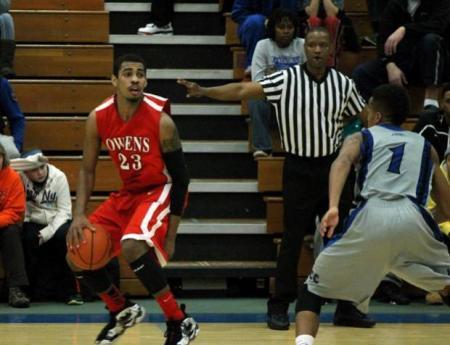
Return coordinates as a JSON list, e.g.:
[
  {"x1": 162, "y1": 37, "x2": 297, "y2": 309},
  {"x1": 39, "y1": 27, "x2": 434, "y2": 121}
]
[{"x1": 259, "y1": 63, "x2": 366, "y2": 157}]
